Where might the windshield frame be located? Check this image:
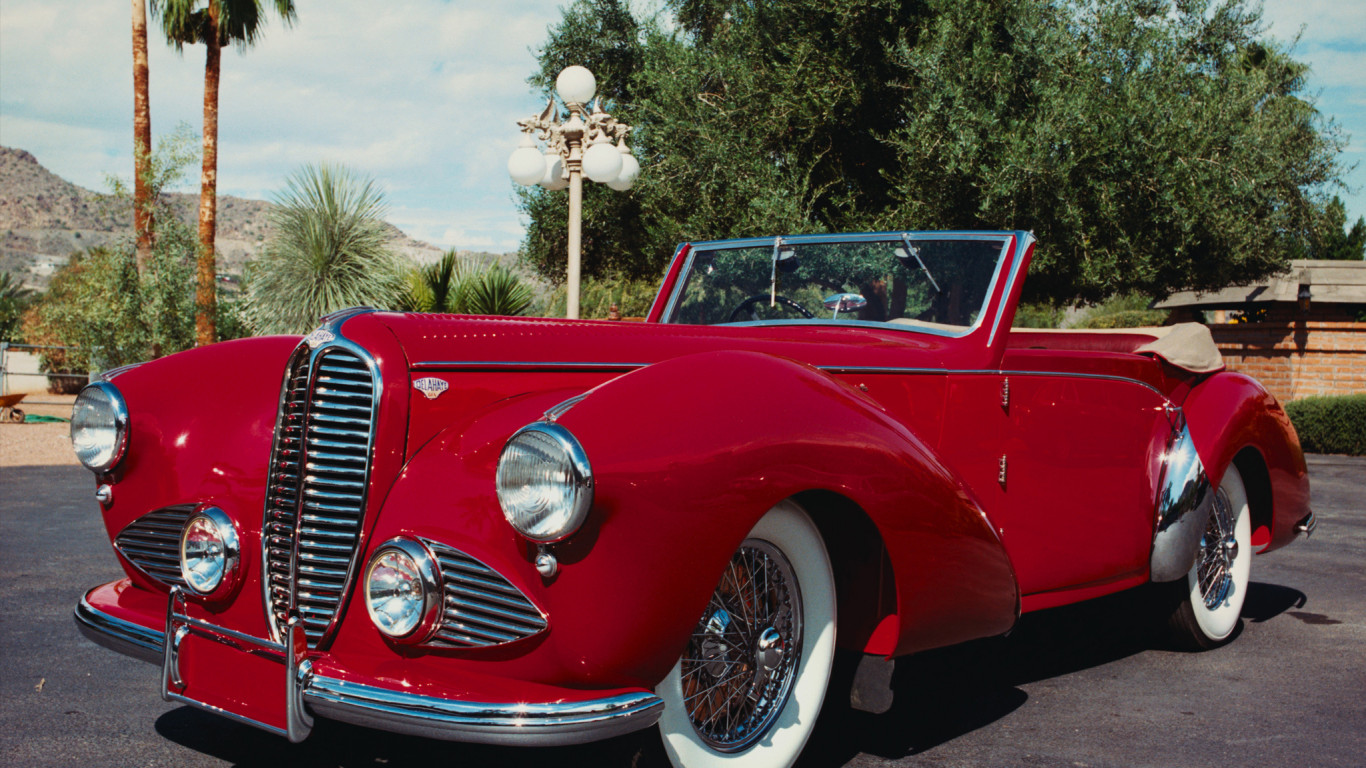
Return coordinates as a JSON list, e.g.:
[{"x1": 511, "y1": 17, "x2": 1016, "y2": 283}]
[{"x1": 659, "y1": 231, "x2": 1019, "y2": 338}]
